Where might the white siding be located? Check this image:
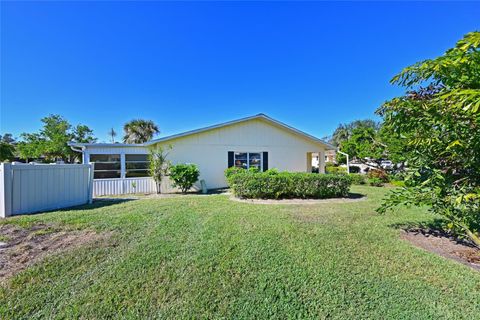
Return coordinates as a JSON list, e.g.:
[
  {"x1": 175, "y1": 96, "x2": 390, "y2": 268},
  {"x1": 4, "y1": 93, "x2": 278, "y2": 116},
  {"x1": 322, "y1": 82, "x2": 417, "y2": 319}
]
[
  {"x1": 83, "y1": 118, "x2": 328, "y2": 193},
  {"x1": 0, "y1": 163, "x2": 93, "y2": 217},
  {"x1": 153, "y1": 118, "x2": 326, "y2": 189}
]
